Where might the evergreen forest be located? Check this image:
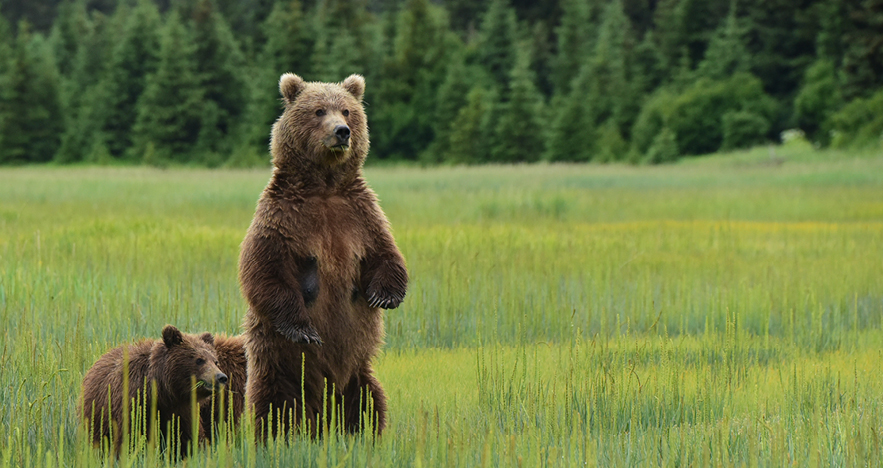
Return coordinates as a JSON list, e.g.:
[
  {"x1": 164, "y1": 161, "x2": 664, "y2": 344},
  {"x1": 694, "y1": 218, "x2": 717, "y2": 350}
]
[{"x1": 1, "y1": 0, "x2": 882, "y2": 166}]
